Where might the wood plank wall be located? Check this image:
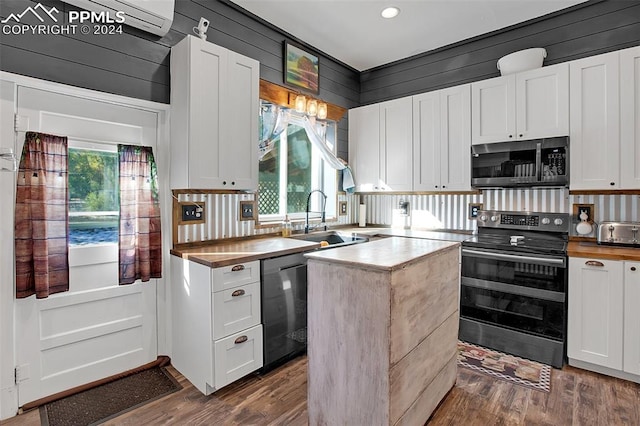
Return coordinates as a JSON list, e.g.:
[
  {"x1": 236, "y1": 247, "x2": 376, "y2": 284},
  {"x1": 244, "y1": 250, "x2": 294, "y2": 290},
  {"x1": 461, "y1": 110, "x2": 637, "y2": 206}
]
[
  {"x1": 360, "y1": 0, "x2": 640, "y2": 105},
  {"x1": 0, "y1": 0, "x2": 359, "y2": 159},
  {"x1": 1, "y1": 0, "x2": 638, "y2": 158}
]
